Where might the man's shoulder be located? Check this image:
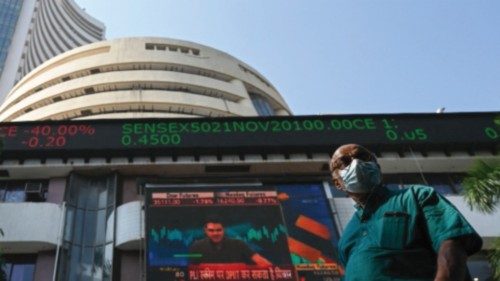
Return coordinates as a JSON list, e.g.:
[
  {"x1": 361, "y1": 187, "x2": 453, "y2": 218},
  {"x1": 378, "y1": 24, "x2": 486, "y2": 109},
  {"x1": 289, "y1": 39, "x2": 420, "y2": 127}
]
[
  {"x1": 190, "y1": 238, "x2": 209, "y2": 249},
  {"x1": 387, "y1": 184, "x2": 436, "y2": 200},
  {"x1": 224, "y1": 238, "x2": 247, "y2": 246}
]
